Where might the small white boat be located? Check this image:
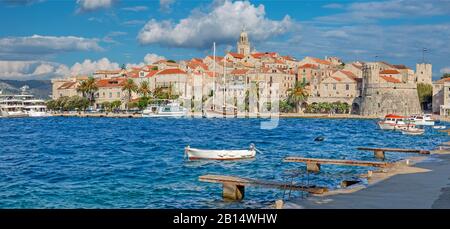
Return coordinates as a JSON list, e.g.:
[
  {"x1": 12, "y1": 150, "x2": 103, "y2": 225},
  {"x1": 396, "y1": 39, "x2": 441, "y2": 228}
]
[
  {"x1": 378, "y1": 114, "x2": 415, "y2": 130},
  {"x1": 408, "y1": 114, "x2": 435, "y2": 126},
  {"x1": 184, "y1": 144, "x2": 257, "y2": 160},
  {"x1": 142, "y1": 101, "x2": 187, "y2": 118},
  {"x1": 401, "y1": 127, "x2": 425, "y2": 135},
  {"x1": 433, "y1": 125, "x2": 446, "y2": 129}
]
